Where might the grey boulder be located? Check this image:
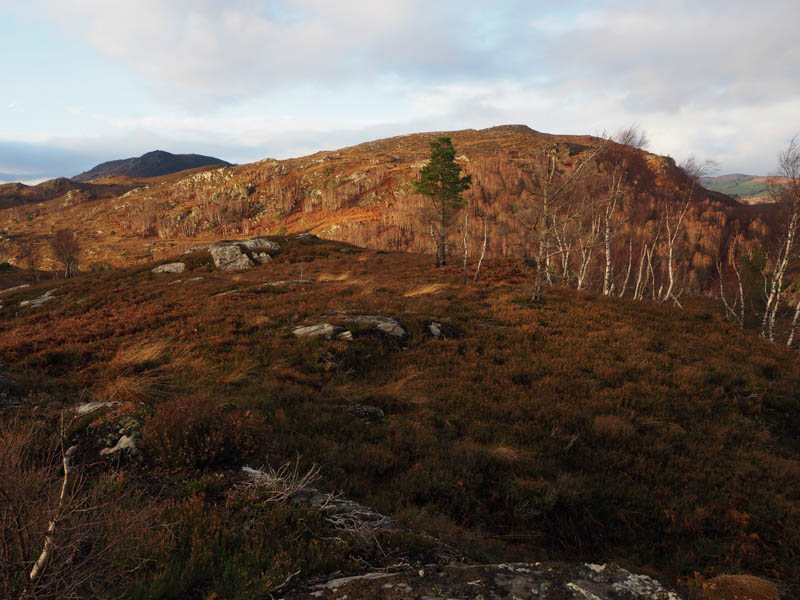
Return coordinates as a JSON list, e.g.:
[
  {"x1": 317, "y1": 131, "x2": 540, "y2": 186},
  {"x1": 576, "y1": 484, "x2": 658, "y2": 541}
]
[{"x1": 152, "y1": 262, "x2": 185, "y2": 274}]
